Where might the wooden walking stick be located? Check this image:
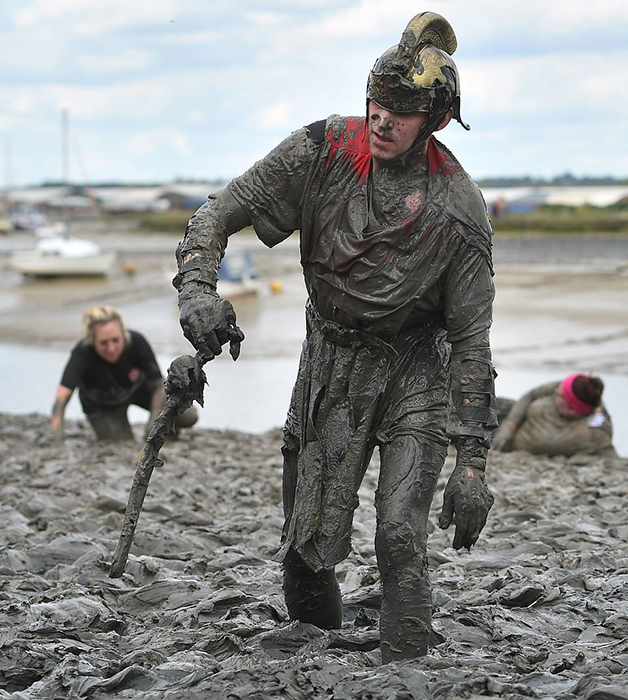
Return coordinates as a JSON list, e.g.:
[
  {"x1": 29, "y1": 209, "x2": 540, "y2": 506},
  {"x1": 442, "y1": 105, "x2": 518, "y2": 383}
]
[{"x1": 109, "y1": 353, "x2": 208, "y2": 578}]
